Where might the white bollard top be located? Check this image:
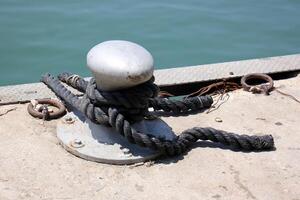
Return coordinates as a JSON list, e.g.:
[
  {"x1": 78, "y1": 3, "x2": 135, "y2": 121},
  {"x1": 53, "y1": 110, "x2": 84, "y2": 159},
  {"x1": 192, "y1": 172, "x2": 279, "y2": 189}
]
[{"x1": 87, "y1": 40, "x2": 154, "y2": 91}]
